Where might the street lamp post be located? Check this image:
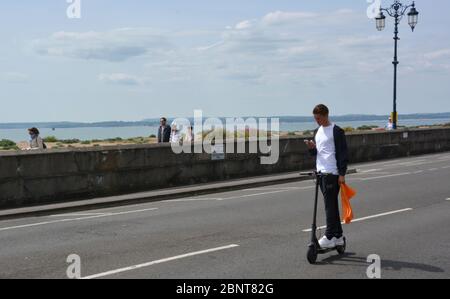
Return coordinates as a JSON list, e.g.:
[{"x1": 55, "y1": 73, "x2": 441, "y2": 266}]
[{"x1": 375, "y1": 1, "x2": 419, "y2": 130}]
